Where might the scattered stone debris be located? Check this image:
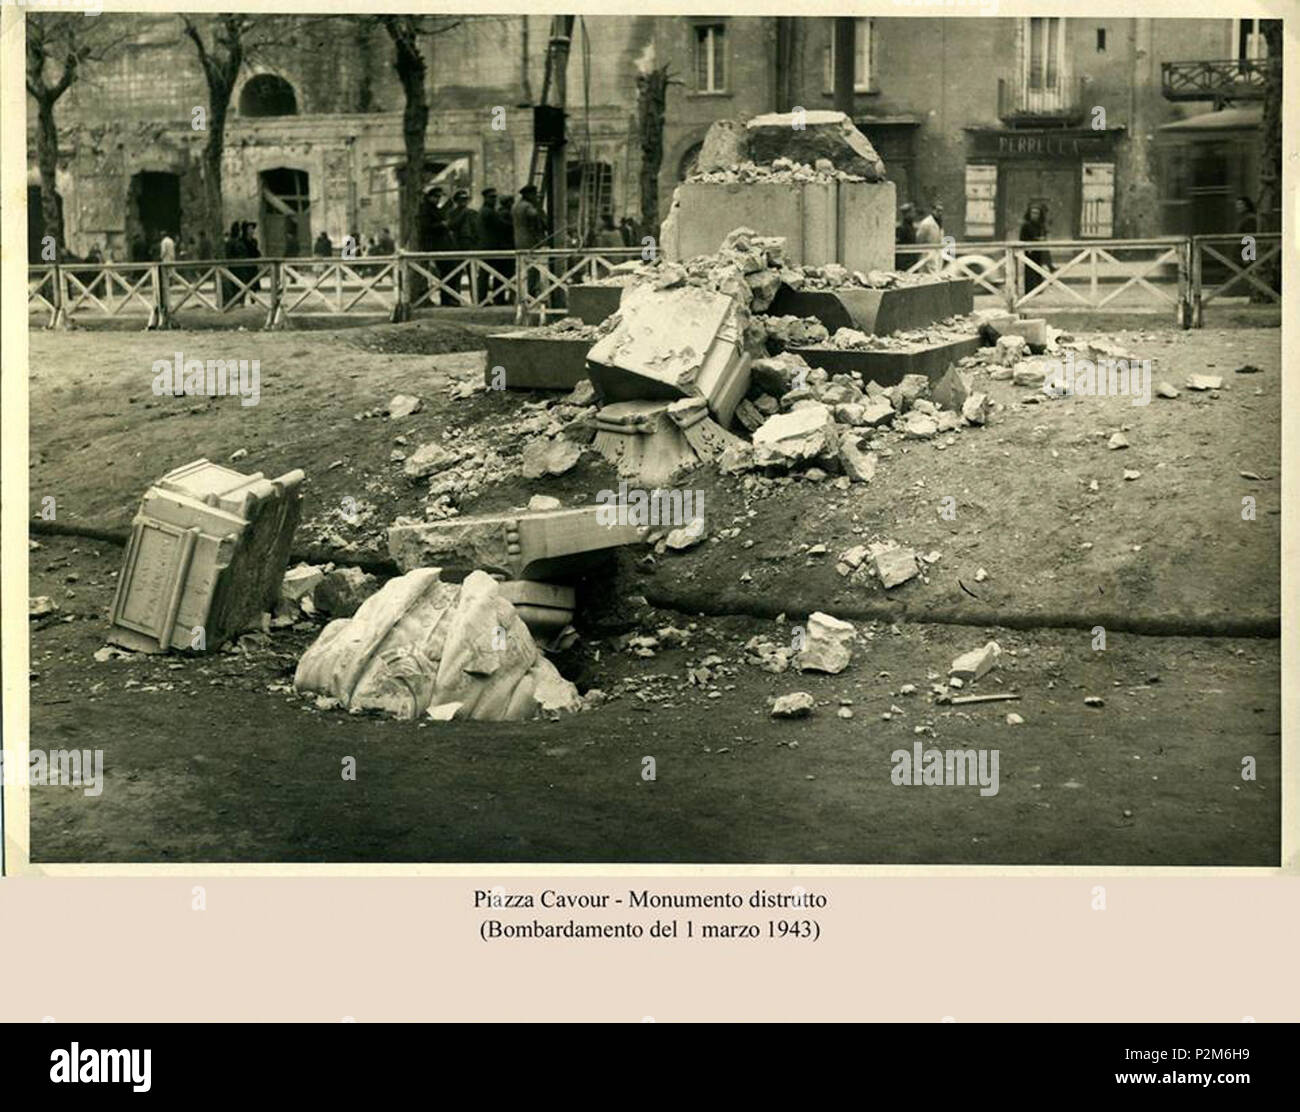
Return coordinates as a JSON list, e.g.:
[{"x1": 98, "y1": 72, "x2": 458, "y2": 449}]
[
  {"x1": 1156, "y1": 382, "x2": 1180, "y2": 399},
  {"x1": 1185, "y1": 374, "x2": 1223, "y2": 391},
  {"x1": 1108, "y1": 432, "x2": 1129, "y2": 450},
  {"x1": 796, "y1": 612, "x2": 856, "y2": 674},
  {"x1": 386, "y1": 394, "x2": 423, "y2": 419},
  {"x1": 771, "y1": 691, "x2": 816, "y2": 718},
  {"x1": 949, "y1": 641, "x2": 1001, "y2": 682},
  {"x1": 29, "y1": 596, "x2": 59, "y2": 618},
  {"x1": 1084, "y1": 696, "x2": 1106, "y2": 708},
  {"x1": 521, "y1": 437, "x2": 583, "y2": 479},
  {"x1": 872, "y1": 544, "x2": 920, "y2": 589}
]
